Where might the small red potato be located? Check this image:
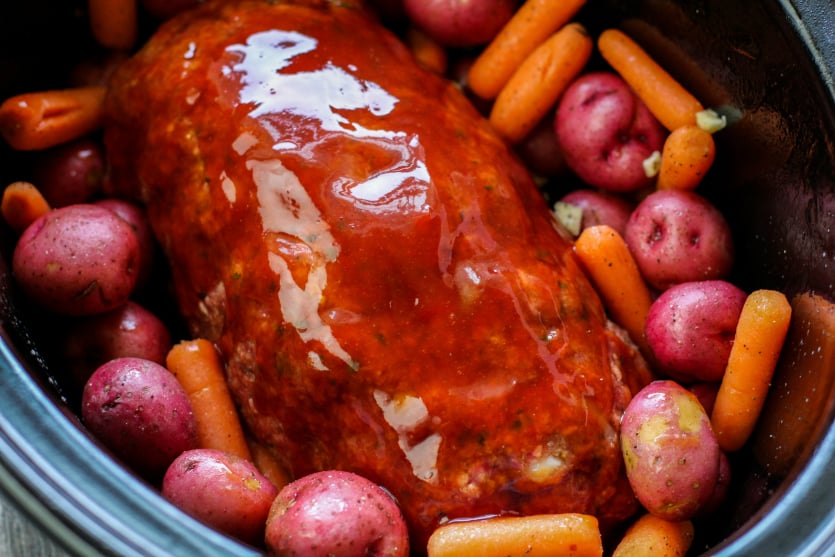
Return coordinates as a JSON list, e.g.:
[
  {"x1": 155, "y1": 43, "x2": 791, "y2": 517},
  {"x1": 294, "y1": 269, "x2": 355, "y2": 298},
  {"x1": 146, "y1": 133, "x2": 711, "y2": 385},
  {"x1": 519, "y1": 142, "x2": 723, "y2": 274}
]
[
  {"x1": 12, "y1": 204, "x2": 140, "y2": 316},
  {"x1": 82, "y1": 357, "x2": 197, "y2": 479},
  {"x1": 162, "y1": 448, "x2": 278, "y2": 545},
  {"x1": 516, "y1": 116, "x2": 567, "y2": 178},
  {"x1": 555, "y1": 72, "x2": 666, "y2": 192},
  {"x1": 403, "y1": 0, "x2": 516, "y2": 47},
  {"x1": 31, "y1": 138, "x2": 104, "y2": 208},
  {"x1": 62, "y1": 300, "x2": 173, "y2": 388},
  {"x1": 557, "y1": 189, "x2": 634, "y2": 237},
  {"x1": 646, "y1": 280, "x2": 747, "y2": 383},
  {"x1": 265, "y1": 470, "x2": 409, "y2": 557},
  {"x1": 621, "y1": 380, "x2": 721, "y2": 521},
  {"x1": 689, "y1": 382, "x2": 720, "y2": 415},
  {"x1": 624, "y1": 190, "x2": 734, "y2": 290}
]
